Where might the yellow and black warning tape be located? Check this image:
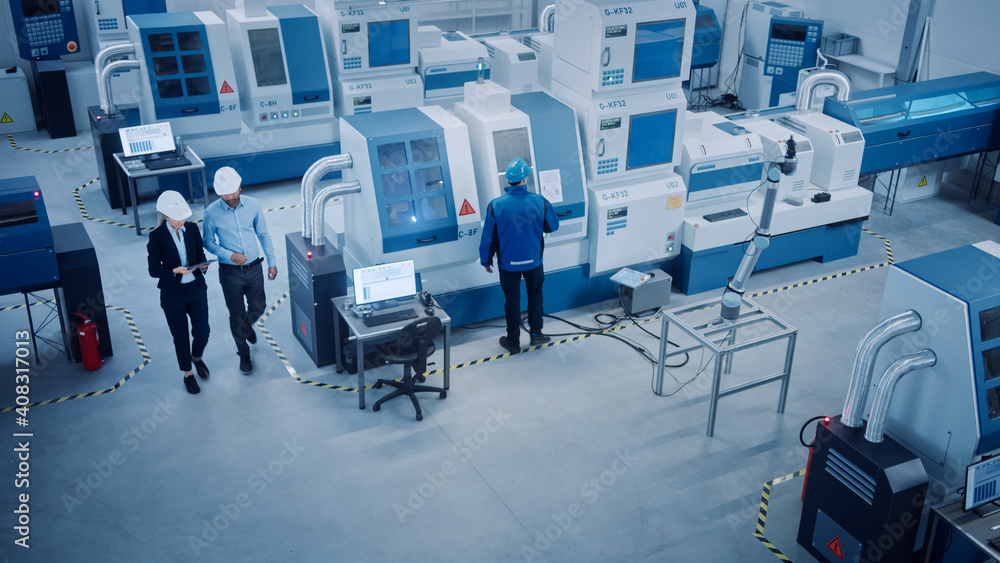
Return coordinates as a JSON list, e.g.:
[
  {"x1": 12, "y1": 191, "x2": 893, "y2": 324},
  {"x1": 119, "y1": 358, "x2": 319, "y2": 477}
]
[
  {"x1": 0, "y1": 299, "x2": 54, "y2": 312},
  {"x1": 1, "y1": 306, "x2": 151, "y2": 413},
  {"x1": 863, "y1": 226, "x2": 894, "y2": 264},
  {"x1": 7, "y1": 134, "x2": 93, "y2": 153},
  {"x1": 263, "y1": 203, "x2": 302, "y2": 213},
  {"x1": 754, "y1": 468, "x2": 806, "y2": 561}
]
